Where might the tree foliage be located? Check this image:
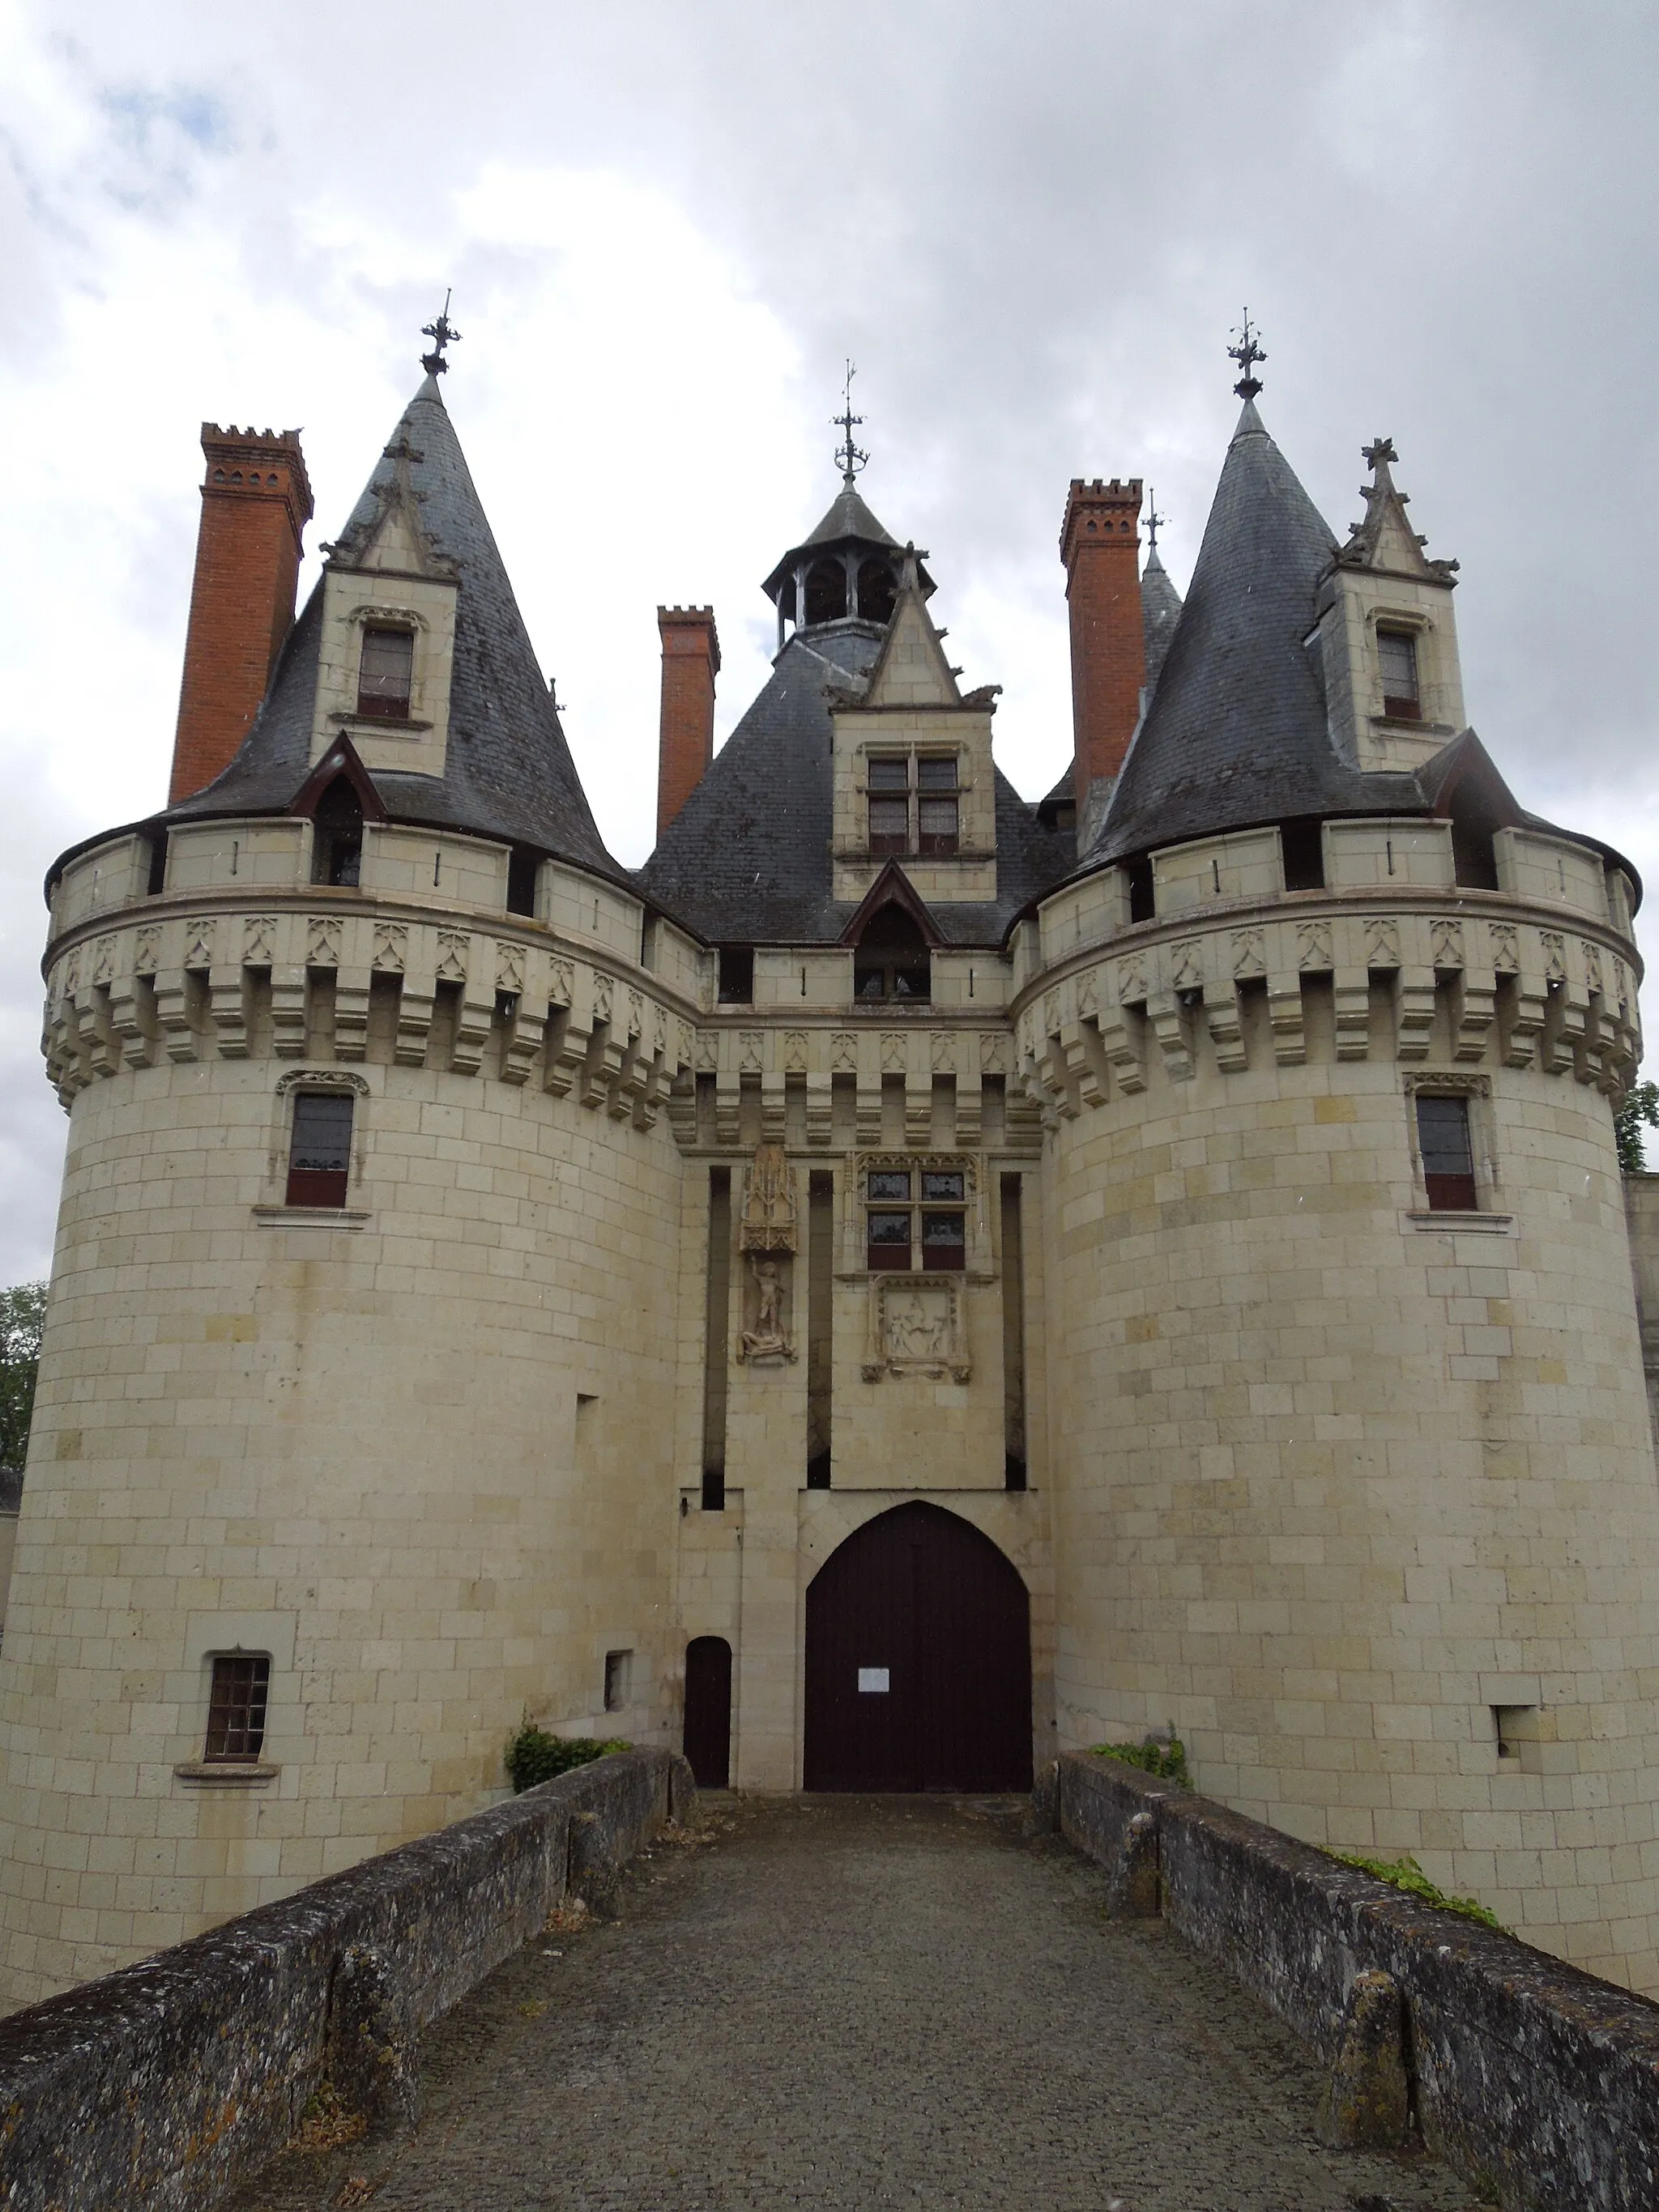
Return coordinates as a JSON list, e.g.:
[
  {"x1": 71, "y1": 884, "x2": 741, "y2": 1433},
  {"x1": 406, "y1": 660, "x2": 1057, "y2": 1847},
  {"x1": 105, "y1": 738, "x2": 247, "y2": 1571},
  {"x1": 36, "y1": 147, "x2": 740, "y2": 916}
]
[
  {"x1": 0, "y1": 1282, "x2": 47, "y2": 1472},
  {"x1": 1616, "y1": 1080, "x2": 1659, "y2": 1174}
]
